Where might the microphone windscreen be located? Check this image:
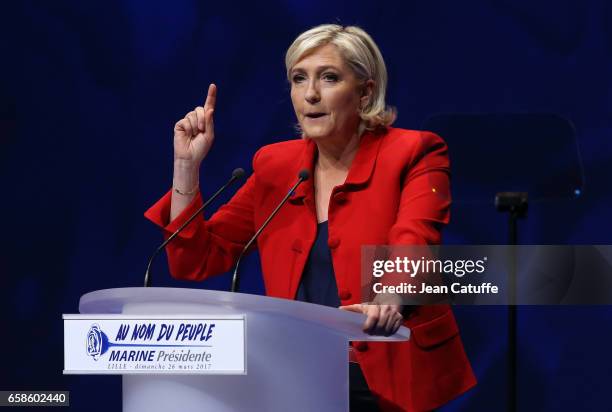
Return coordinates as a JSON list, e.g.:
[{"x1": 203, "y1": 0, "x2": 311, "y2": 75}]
[
  {"x1": 232, "y1": 168, "x2": 246, "y2": 178},
  {"x1": 298, "y1": 169, "x2": 310, "y2": 181}
]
